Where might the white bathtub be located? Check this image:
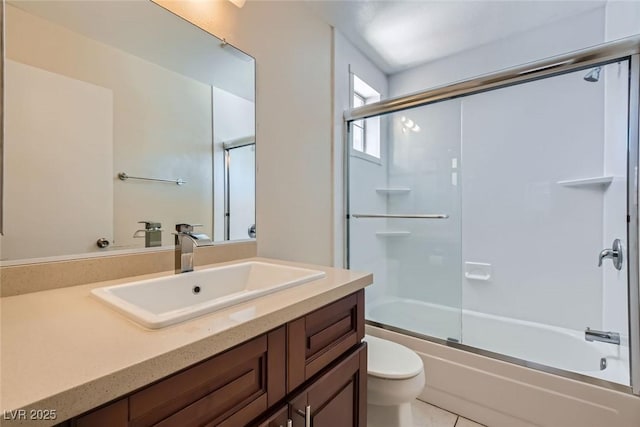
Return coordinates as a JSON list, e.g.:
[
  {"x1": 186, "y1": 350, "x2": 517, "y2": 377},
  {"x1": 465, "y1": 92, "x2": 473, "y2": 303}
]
[{"x1": 367, "y1": 297, "x2": 629, "y2": 385}]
